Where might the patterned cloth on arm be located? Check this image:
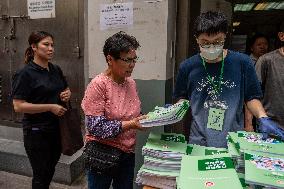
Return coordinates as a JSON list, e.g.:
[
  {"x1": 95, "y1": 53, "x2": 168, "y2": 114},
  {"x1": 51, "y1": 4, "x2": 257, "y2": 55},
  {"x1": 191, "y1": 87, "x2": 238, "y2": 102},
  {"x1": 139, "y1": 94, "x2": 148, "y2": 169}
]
[{"x1": 85, "y1": 115, "x2": 122, "y2": 139}]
